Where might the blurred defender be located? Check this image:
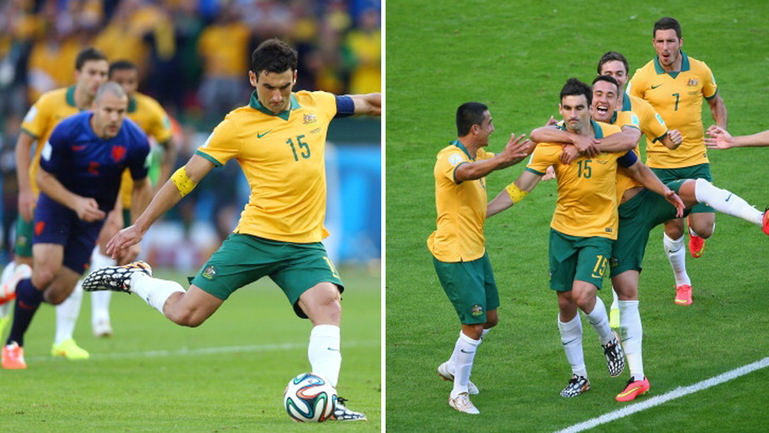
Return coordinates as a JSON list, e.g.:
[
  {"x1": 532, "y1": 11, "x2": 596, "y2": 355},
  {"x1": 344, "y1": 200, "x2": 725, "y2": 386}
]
[{"x1": 82, "y1": 38, "x2": 380, "y2": 421}]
